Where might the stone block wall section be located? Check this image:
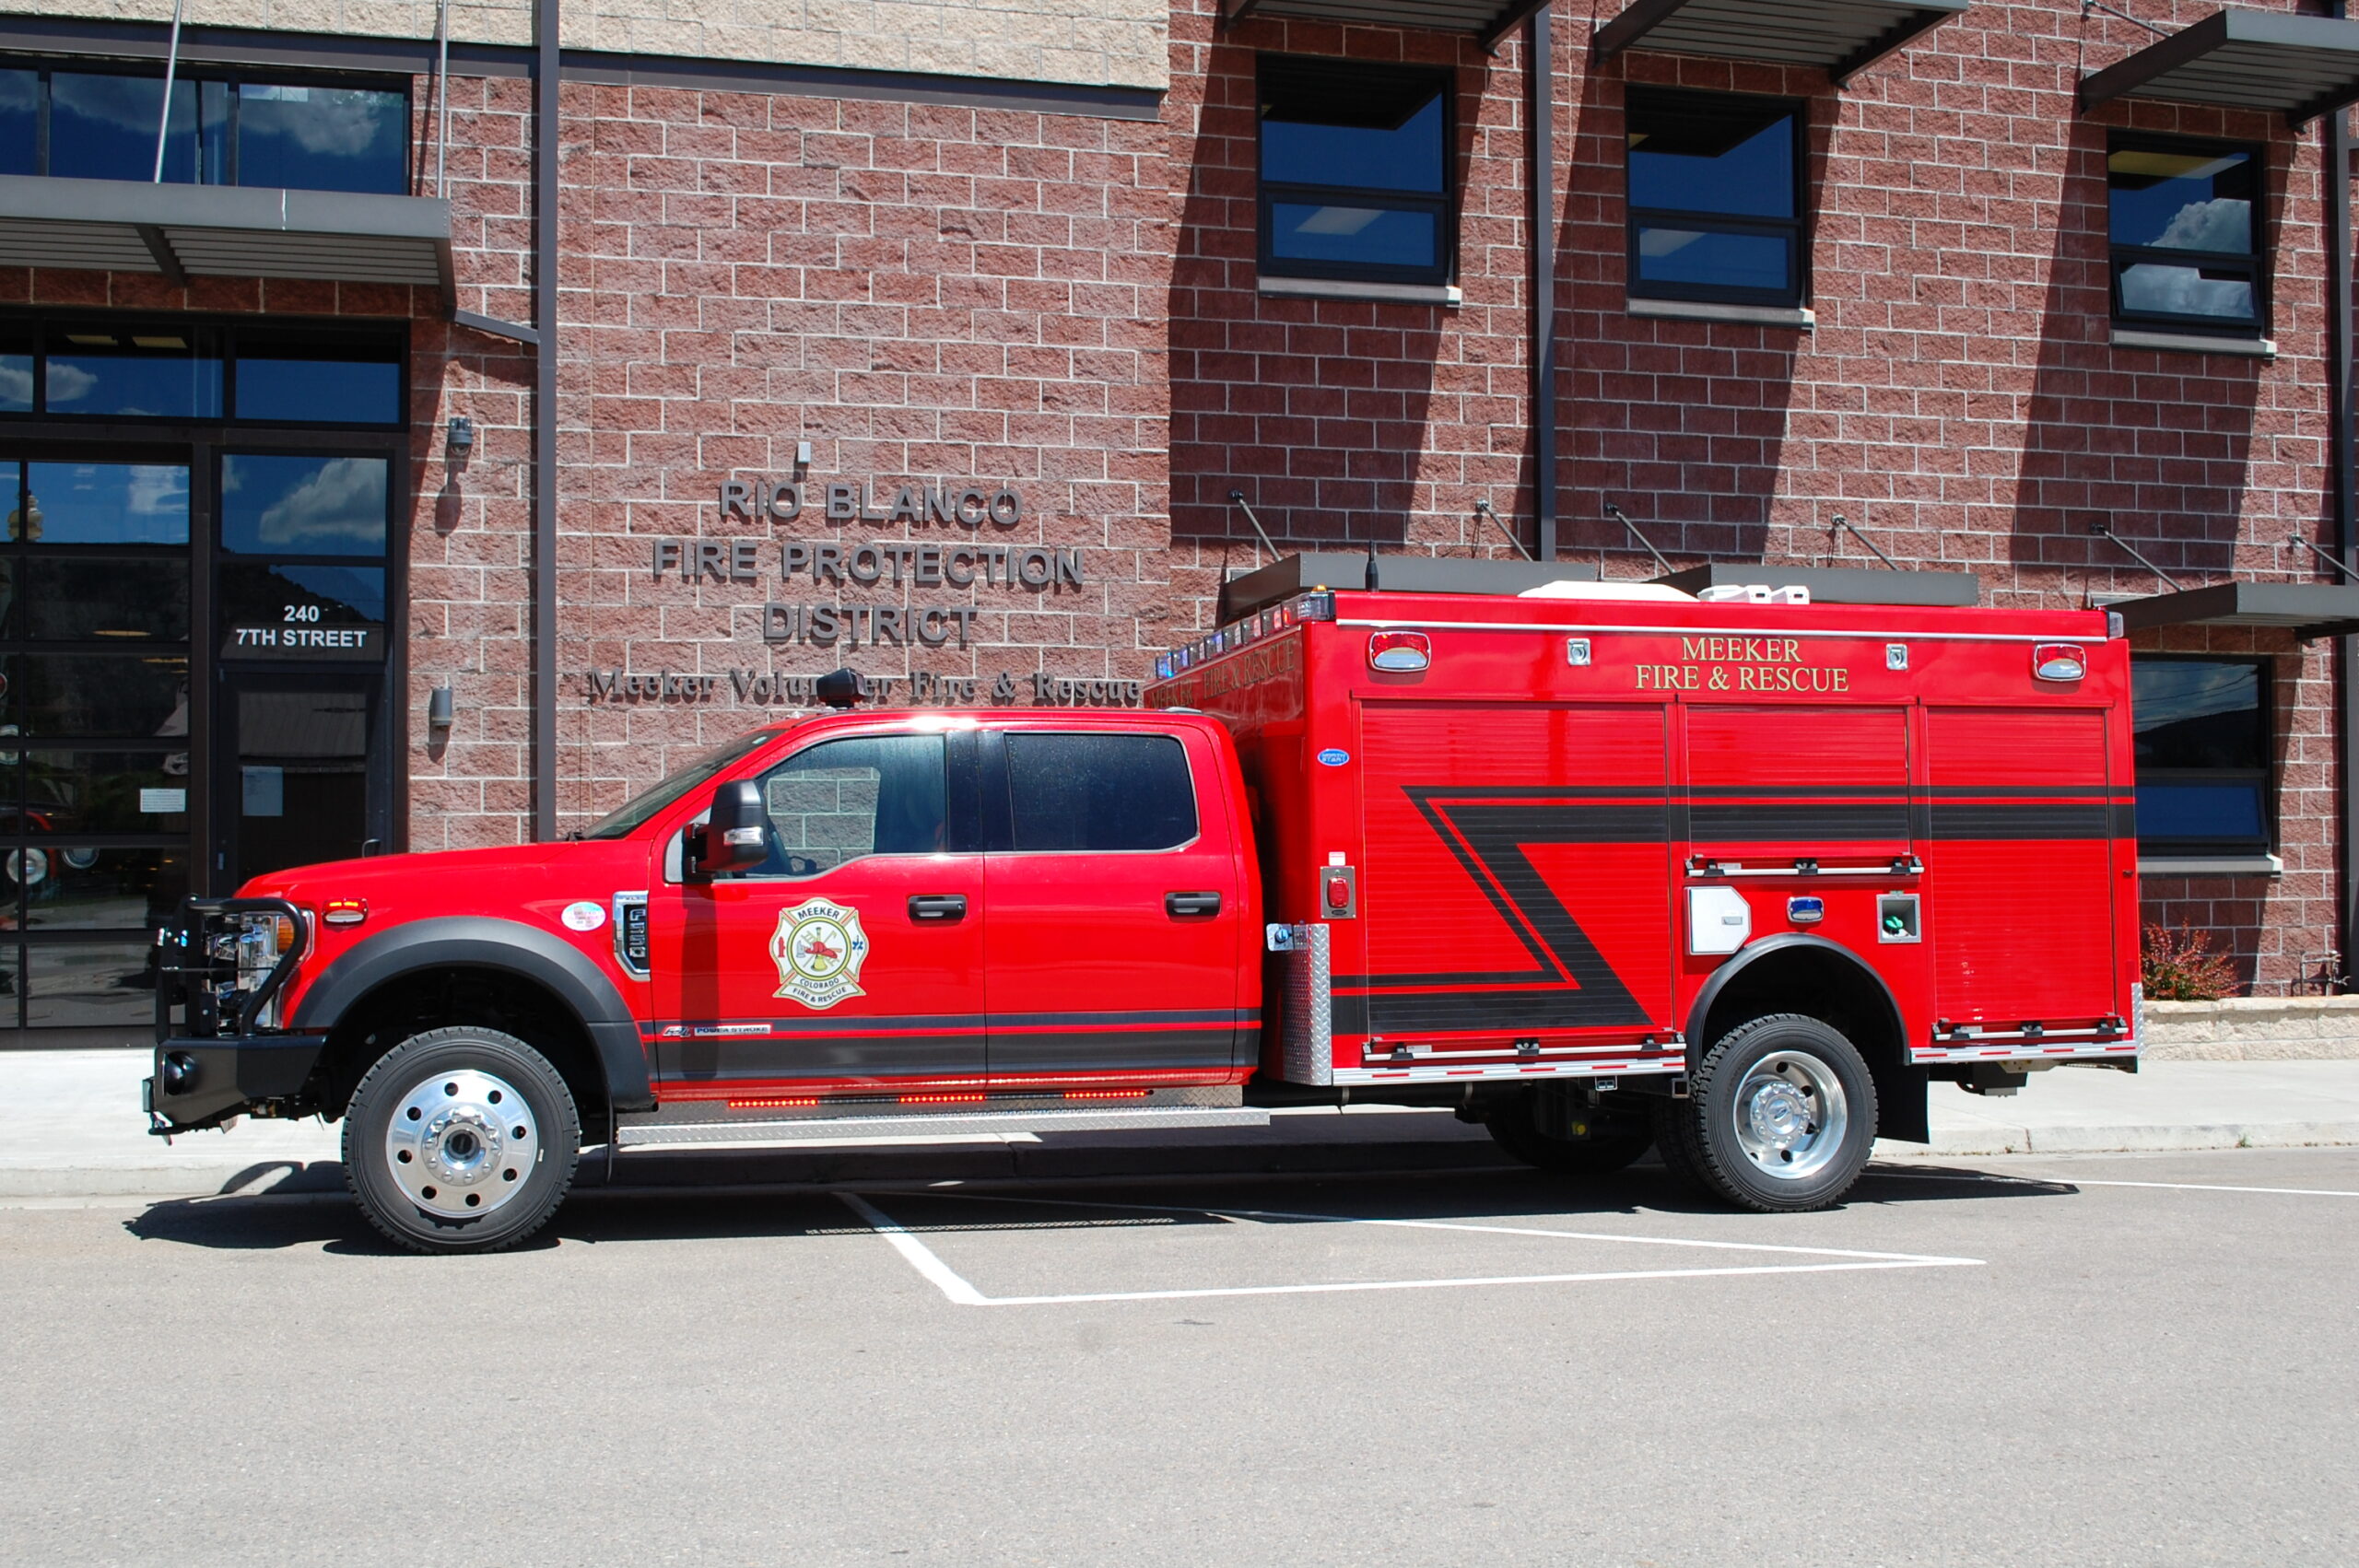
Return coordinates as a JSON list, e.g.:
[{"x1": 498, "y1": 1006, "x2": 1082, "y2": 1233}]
[
  {"x1": 2144, "y1": 997, "x2": 2359, "y2": 1059},
  {"x1": 3, "y1": 0, "x2": 1169, "y2": 88}
]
